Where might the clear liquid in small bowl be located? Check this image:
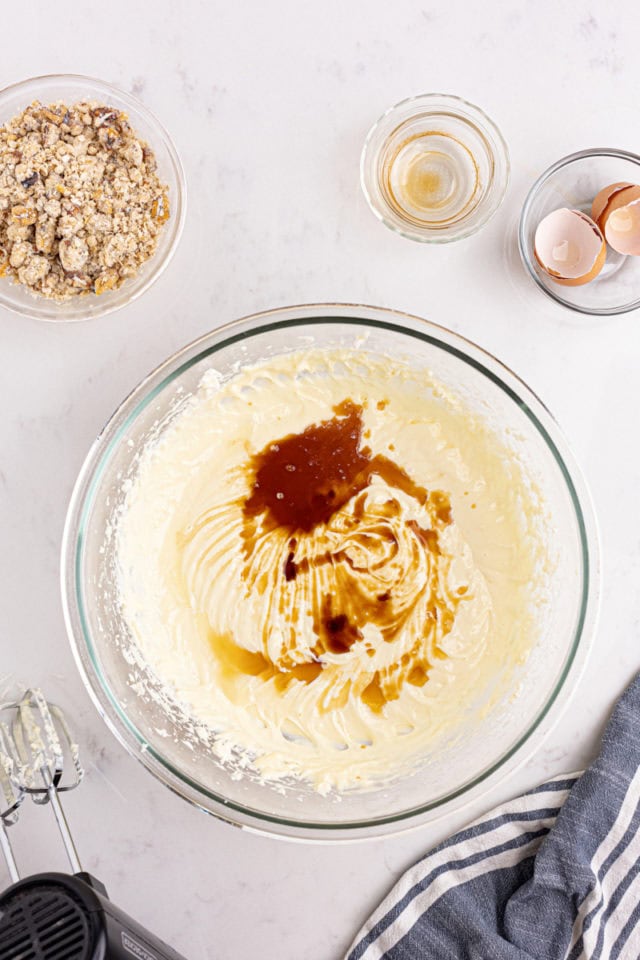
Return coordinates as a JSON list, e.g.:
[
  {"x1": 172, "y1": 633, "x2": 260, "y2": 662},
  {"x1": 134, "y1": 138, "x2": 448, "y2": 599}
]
[{"x1": 384, "y1": 131, "x2": 480, "y2": 226}]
